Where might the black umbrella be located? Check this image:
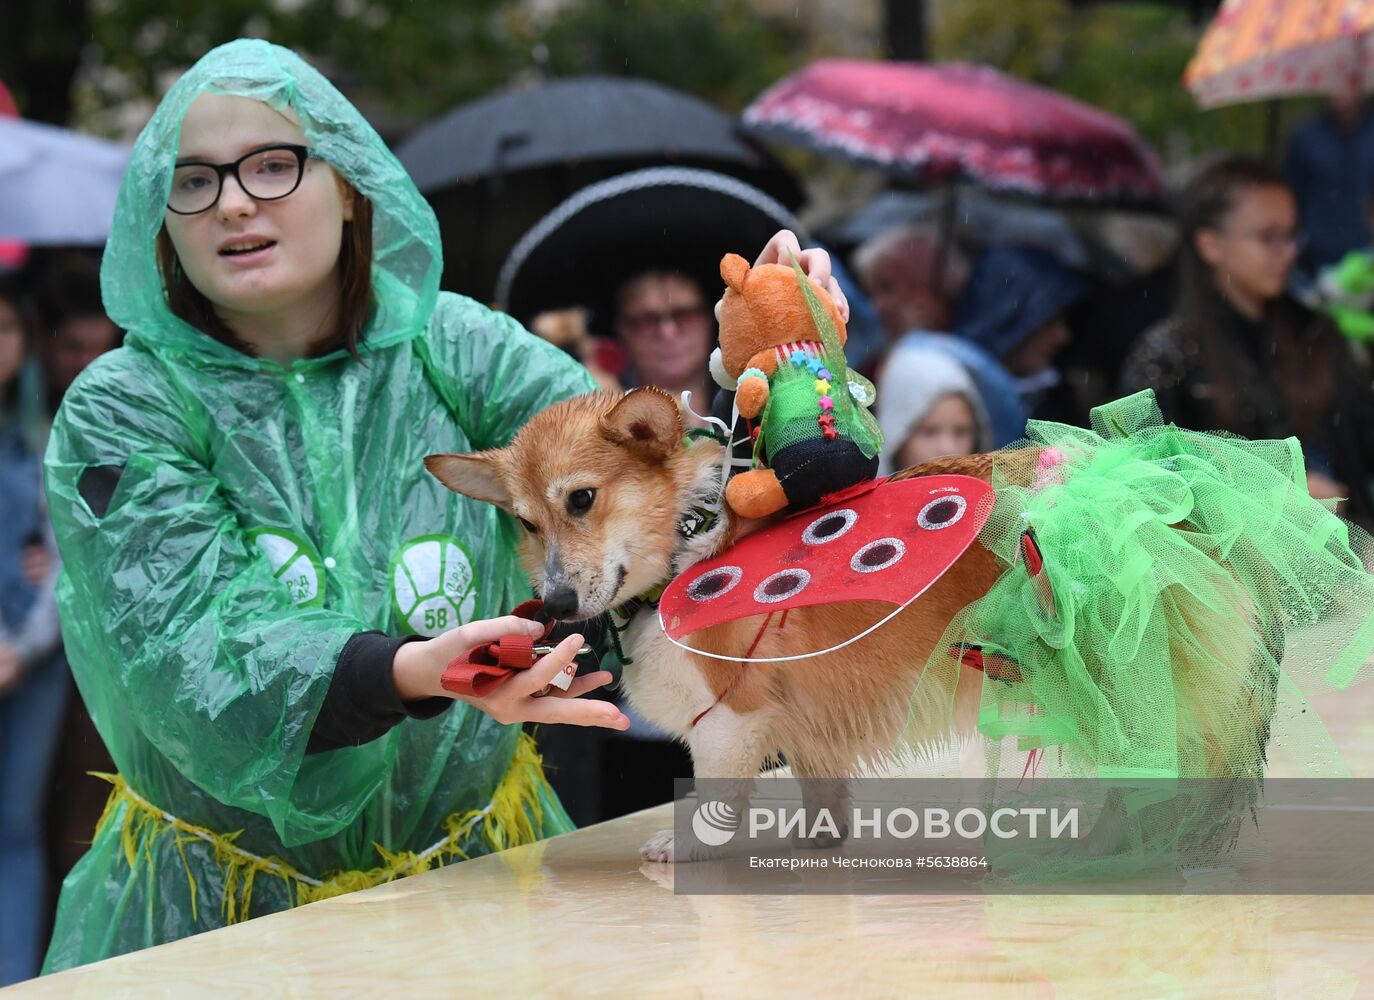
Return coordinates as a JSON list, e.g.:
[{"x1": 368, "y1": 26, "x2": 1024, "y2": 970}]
[
  {"x1": 393, "y1": 76, "x2": 803, "y2": 301},
  {"x1": 397, "y1": 75, "x2": 795, "y2": 192},
  {"x1": 496, "y1": 166, "x2": 806, "y2": 334}
]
